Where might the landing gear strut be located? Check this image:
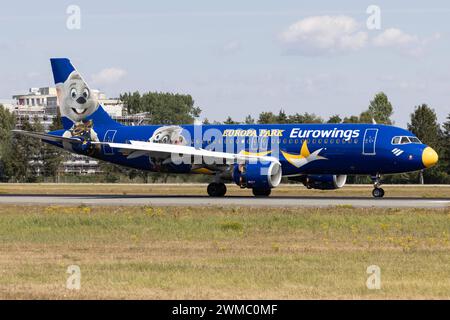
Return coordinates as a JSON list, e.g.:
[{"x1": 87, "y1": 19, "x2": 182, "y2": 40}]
[
  {"x1": 207, "y1": 182, "x2": 227, "y2": 197},
  {"x1": 371, "y1": 174, "x2": 385, "y2": 198}
]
